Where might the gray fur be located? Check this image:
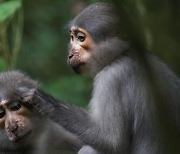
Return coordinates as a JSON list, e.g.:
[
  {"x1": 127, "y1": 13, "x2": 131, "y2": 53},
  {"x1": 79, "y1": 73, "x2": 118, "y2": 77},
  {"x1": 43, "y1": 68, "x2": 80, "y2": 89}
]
[
  {"x1": 78, "y1": 145, "x2": 100, "y2": 154},
  {"x1": 31, "y1": 50, "x2": 180, "y2": 153},
  {"x1": 27, "y1": 2, "x2": 180, "y2": 154}
]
